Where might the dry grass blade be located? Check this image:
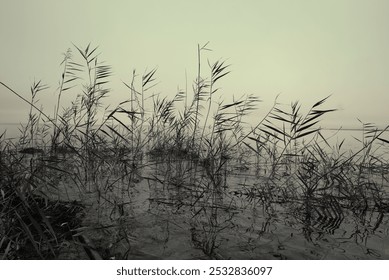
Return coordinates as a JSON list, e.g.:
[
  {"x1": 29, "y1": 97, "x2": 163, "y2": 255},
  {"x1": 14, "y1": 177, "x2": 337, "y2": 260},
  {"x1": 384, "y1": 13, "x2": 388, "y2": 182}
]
[
  {"x1": 378, "y1": 137, "x2": 389, "y2": 144},
  {"x1": 142, "y1": 68, "x2": 158, "y2": 88},
  {"x1": 263, "y1": 122, "x2": 287, "y2": 138},
  {"x1": 96, "y1": 65, "x2": 112, "y2": 85},
  {"x1": 296, "y1": 120, "x2": 320, "y2": 134},
  {"x1": 106, "y1": 125, "x2": 131, "y2": 144},
  {"x1": 301, "y1": 109, "x2": 335, "y2": 127},
  {"x1": 312, "y1": 95, "x2": 332, "y2": 108},
  {"x1": 210, "y1": 60, "x2": 230, "y2": 85},
  {"x1": 242, "y1": 141, "x2": 260, "y2": 155}
]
